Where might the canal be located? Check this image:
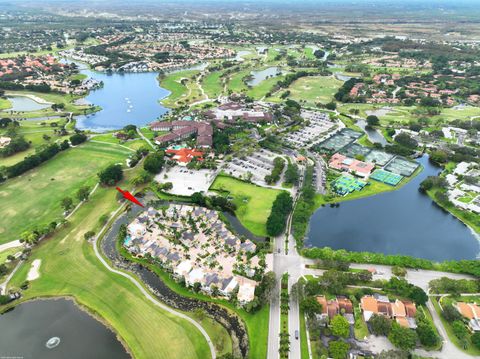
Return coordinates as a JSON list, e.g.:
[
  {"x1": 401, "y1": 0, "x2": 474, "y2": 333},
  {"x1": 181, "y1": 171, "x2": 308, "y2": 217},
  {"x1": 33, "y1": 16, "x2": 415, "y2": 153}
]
[
  {"x1": 306, "y1": 156, "x2": 480, "y2": 261},
  {"x1": 0, "y1": 299, "x2": 130, "y2": 359}
]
